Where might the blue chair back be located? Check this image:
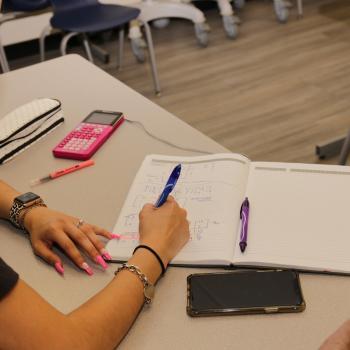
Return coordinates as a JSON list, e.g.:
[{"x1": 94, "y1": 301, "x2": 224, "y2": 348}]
[
  {"x1": 49, "y1": 0, "x2": 140, "y2": 34},
  {"x1": 49, "y1": 0, "x2": 98, "y2": 12},
  {"x1": 1, "y1": 0, "x2": 50, "y2": 12}
]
